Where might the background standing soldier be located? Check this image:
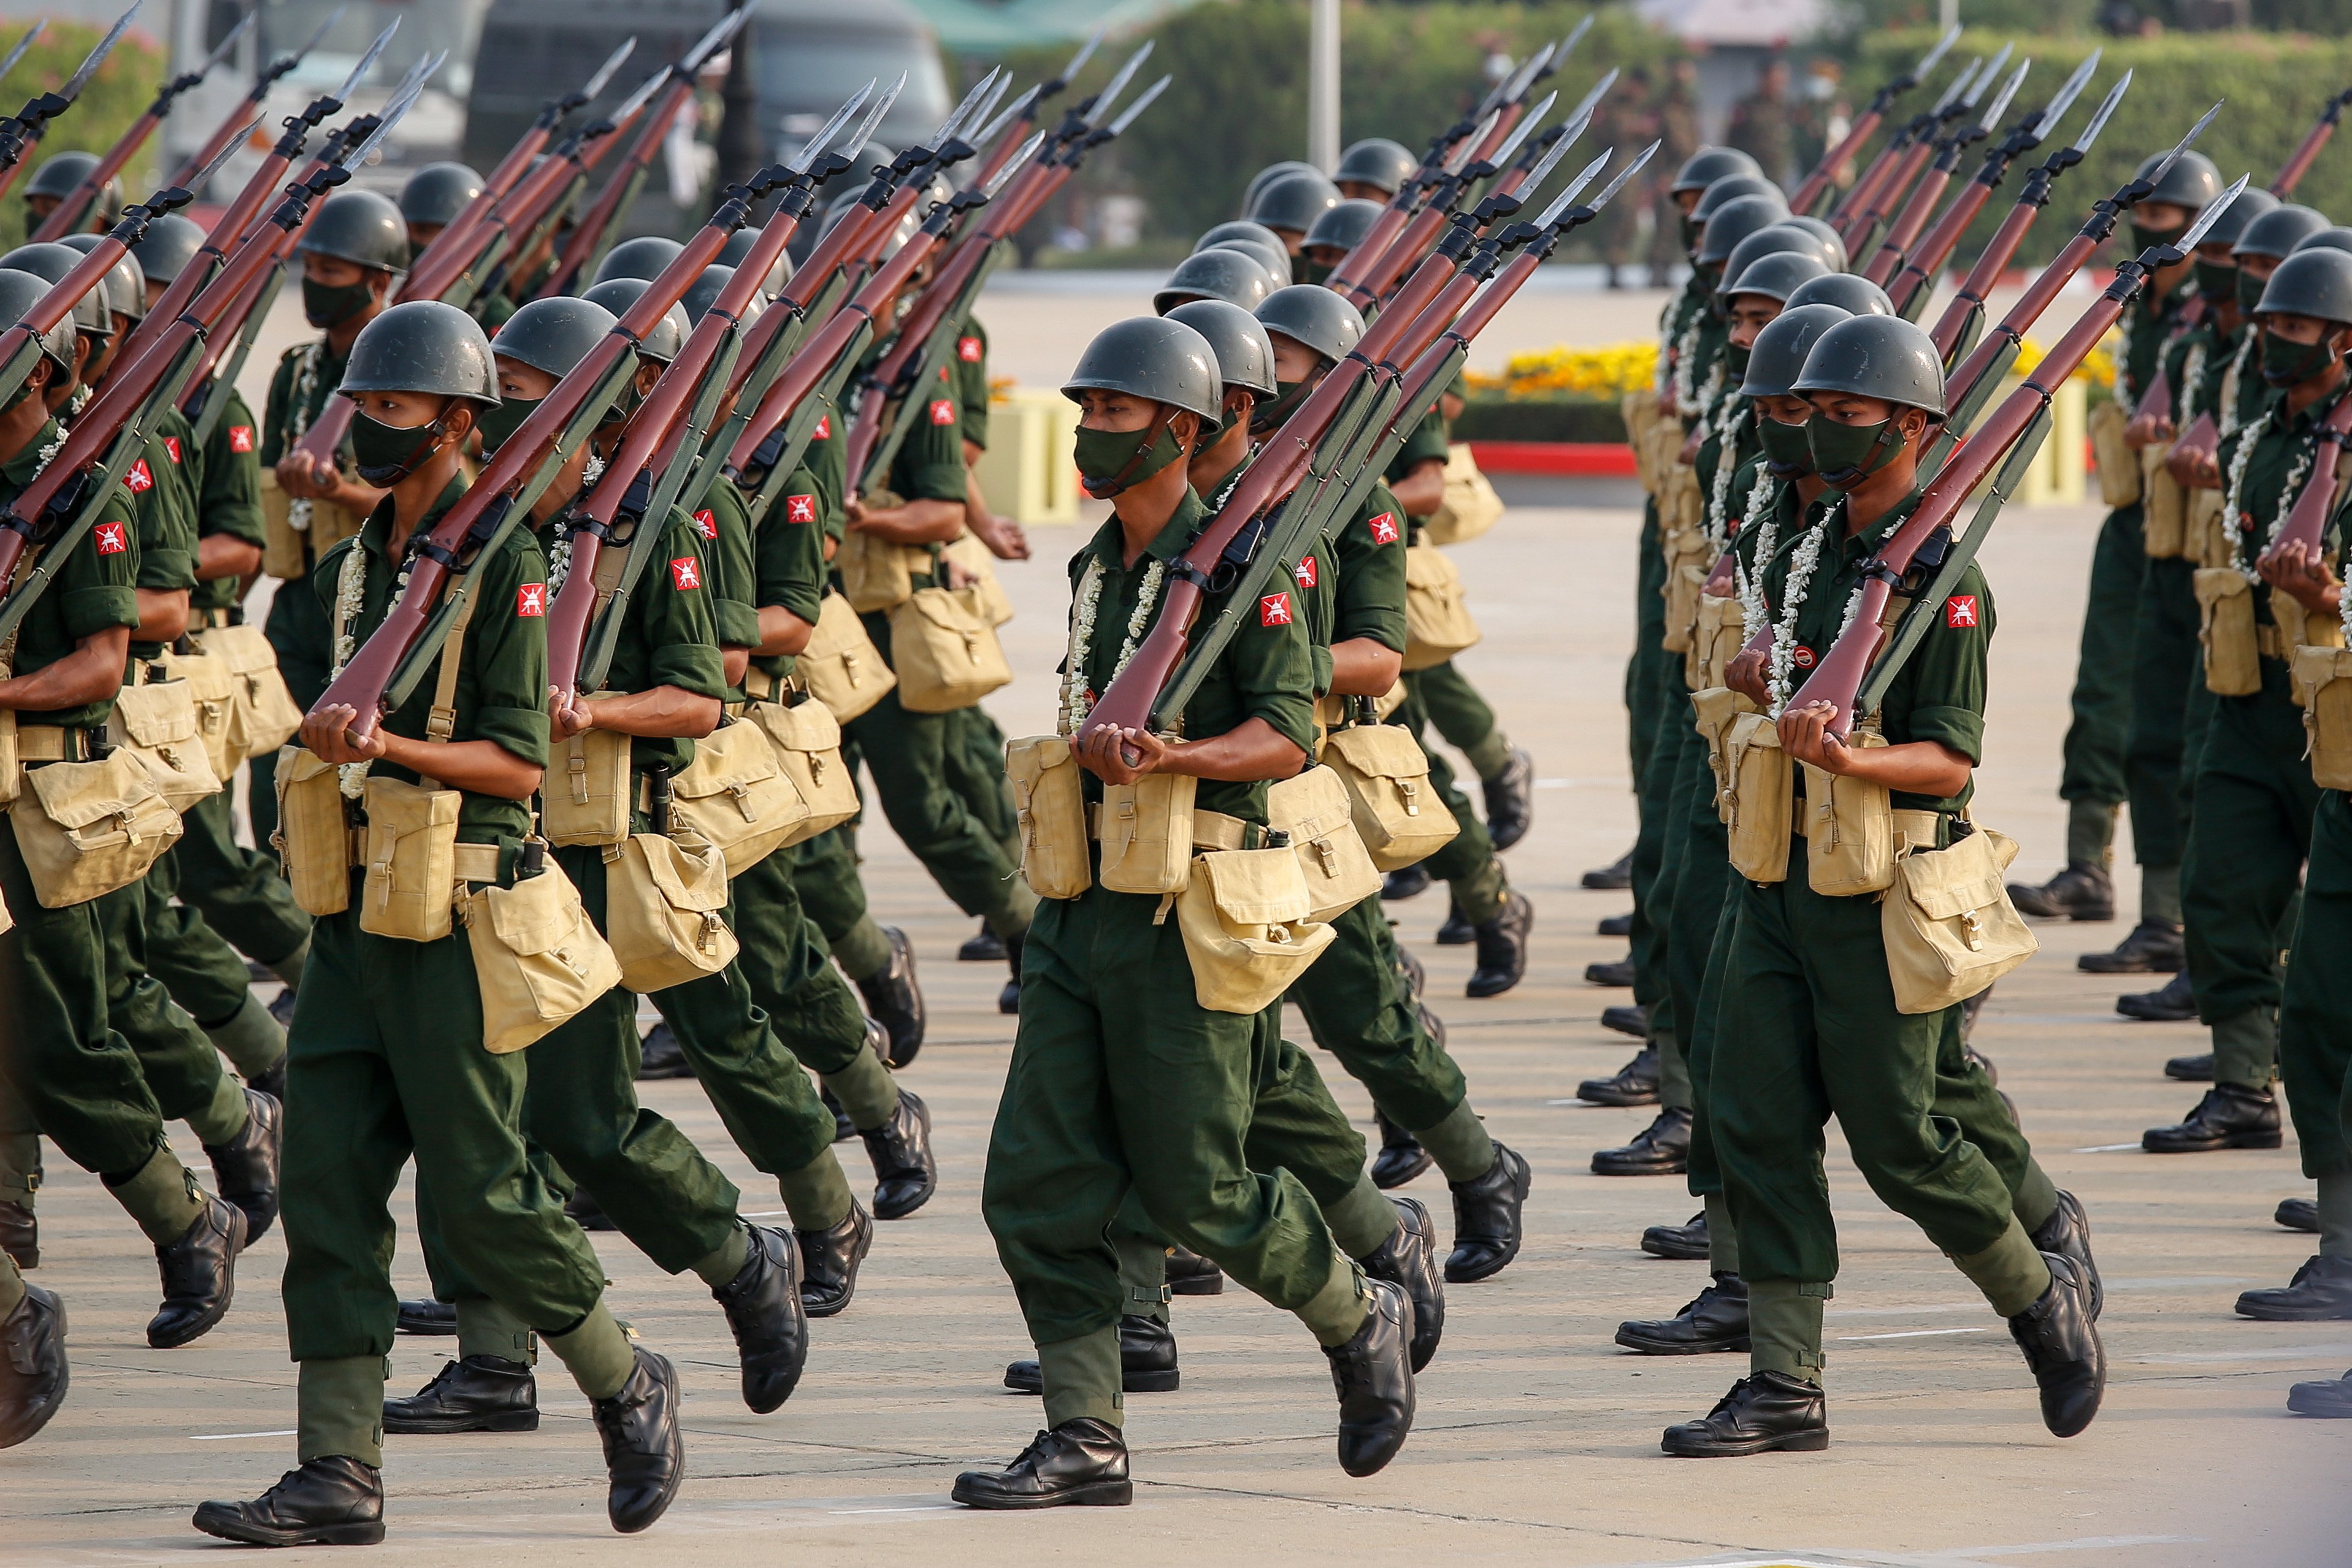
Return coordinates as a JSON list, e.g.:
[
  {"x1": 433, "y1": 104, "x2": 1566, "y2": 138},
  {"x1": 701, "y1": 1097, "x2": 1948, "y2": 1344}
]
[
  {"x1": 1649, "y1": 64, "x2": 1706, "y2": 288},
  {"x1": 1726, "y1": 58, "x2": 1797, "y2": 188}
]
